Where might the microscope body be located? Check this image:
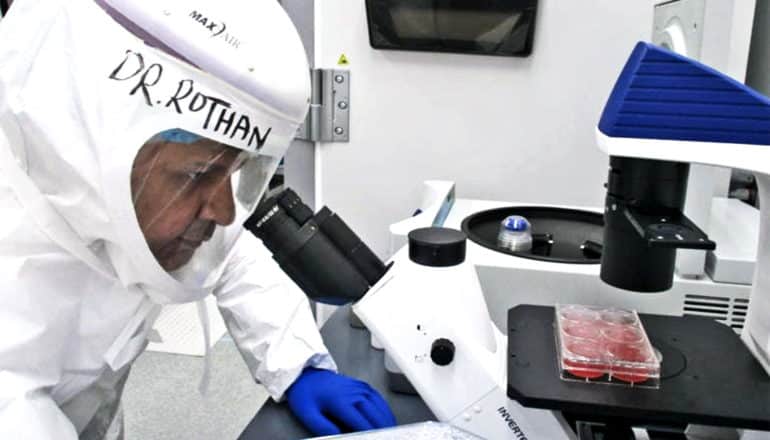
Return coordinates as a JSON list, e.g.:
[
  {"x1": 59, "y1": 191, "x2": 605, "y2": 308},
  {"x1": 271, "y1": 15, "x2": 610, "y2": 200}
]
[
  {"x1": 353, "y1": 228, "x2": 576, "y2": 440},
  {"x1": 596, "y1": 42, "x2": 770, "y2": 374},
  {"x1": 246, "y1": 196, "x2": 576, "y2": 438}
]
